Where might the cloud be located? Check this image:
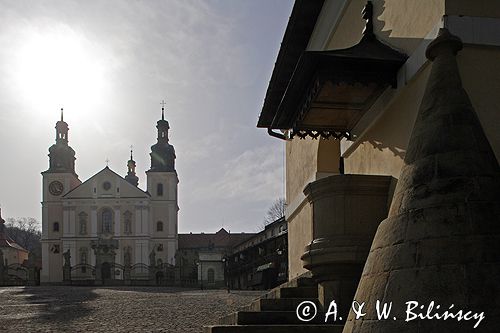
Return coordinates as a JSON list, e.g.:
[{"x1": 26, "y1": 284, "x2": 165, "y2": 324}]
[{"x1": 192, "y1": 144, "x2": 283, "y2": 203}]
